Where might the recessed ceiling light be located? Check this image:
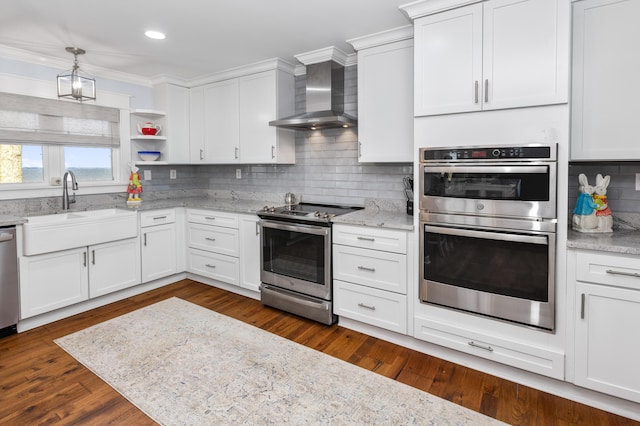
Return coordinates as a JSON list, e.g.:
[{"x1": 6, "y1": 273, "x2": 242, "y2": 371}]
[{"x1": 145, "y1": 30, "x2": 166, "y2": 40}]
